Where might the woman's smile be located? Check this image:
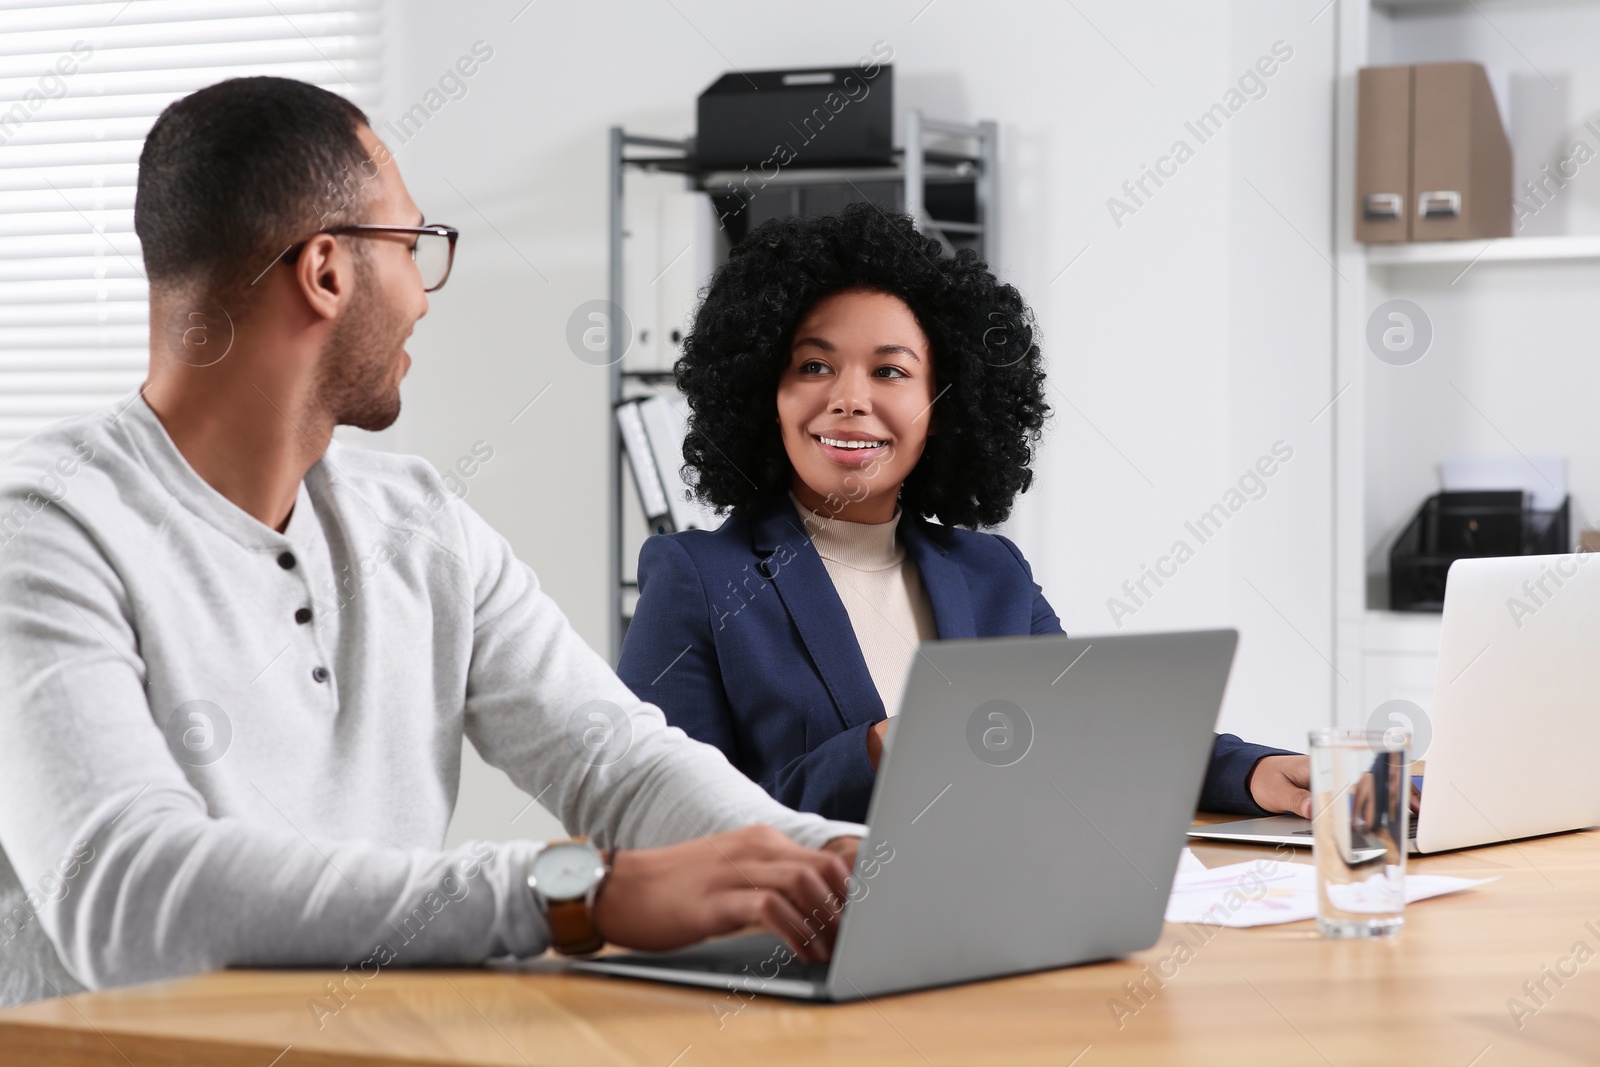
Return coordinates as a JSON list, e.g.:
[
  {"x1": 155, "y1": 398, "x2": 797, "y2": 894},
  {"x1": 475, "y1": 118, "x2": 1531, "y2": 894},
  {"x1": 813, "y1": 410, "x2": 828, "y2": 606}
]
[{"x1": 812, "y1": 430, "x2": 890, "y2": 467}]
